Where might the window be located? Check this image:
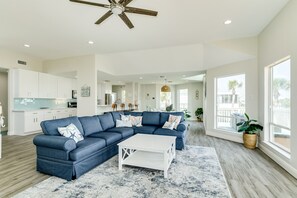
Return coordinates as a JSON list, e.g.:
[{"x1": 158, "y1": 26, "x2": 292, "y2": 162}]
[
  {"x1": 160, "y1": 92, "x2": 172, "y2": 110},
  {"x1": 121, "y1": 90, "x2": 126, "y2": 103},
  {"x1": 179, "y1": 89, "x2": 188, "y2": 111},
  {"x1": 215, "y1": 74, "x2": 245, "y2": 131},
  {"x1": 268, "y1": 58, "x2": 291, "y2": 153}
]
